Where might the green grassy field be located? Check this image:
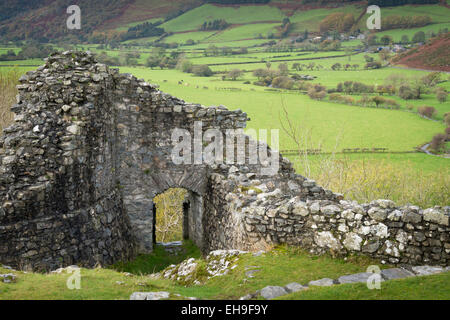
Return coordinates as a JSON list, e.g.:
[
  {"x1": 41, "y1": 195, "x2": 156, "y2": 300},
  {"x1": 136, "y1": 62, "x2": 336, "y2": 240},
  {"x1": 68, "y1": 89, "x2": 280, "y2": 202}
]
[
  {"x1": 375, "y1": 23, "x2": 450, "y2": 42},
  {"x1": 119, "y1": 66, "x2": 446, "y2": 153},
  {"x1": 160, "y1": 4, "x2": 285, "y2": 32},
  {"x1": 278, "y1": 272, "x2": 450, "y2": 300},
  {"x1": 162, "y1": 31, "x2": 217, "y2": 44},
  {"x1": 1, "y1": 243, "x2": 448, "y2": 300},
  {"x1": 289, "y1": 5, "x2": 363, "y2": 33},
  {"x1": 204, "y1": 23, "x2": 279, "y2": 42},
  {"x1": 124, "y1": 3, "x2": 450, "y2": 47}
]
